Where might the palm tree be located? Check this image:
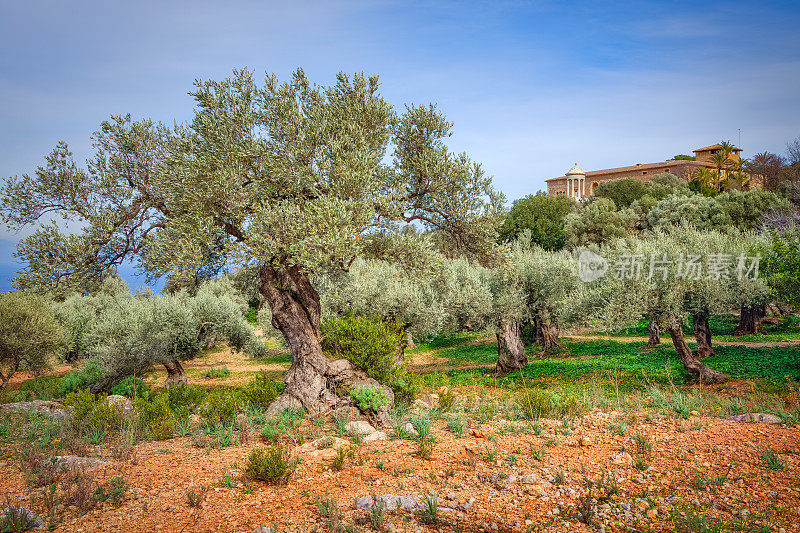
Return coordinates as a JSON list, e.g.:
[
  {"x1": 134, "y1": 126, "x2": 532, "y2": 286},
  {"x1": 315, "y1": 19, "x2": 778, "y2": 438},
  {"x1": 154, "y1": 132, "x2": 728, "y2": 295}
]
[
  {"x1": 693, "y1": 167, "x2": 718, "y2": 192},
  {"x1": 711, "y1": 150, "x2": 731, "y2": 190}
]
